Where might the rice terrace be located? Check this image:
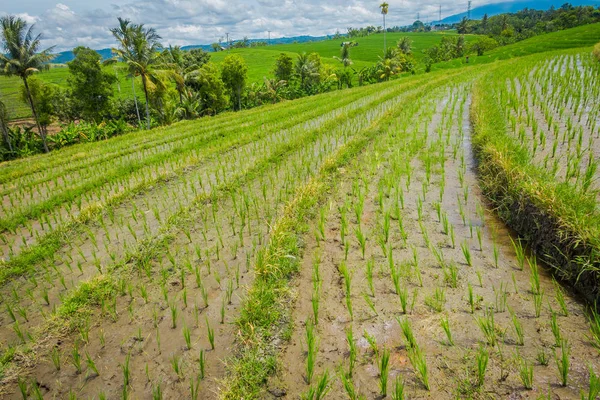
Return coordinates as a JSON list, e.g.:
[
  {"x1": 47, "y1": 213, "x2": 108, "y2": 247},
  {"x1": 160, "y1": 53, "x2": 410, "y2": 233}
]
[{"x1": 2, "y1": 1, "x2": 600, "y2": 399}]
